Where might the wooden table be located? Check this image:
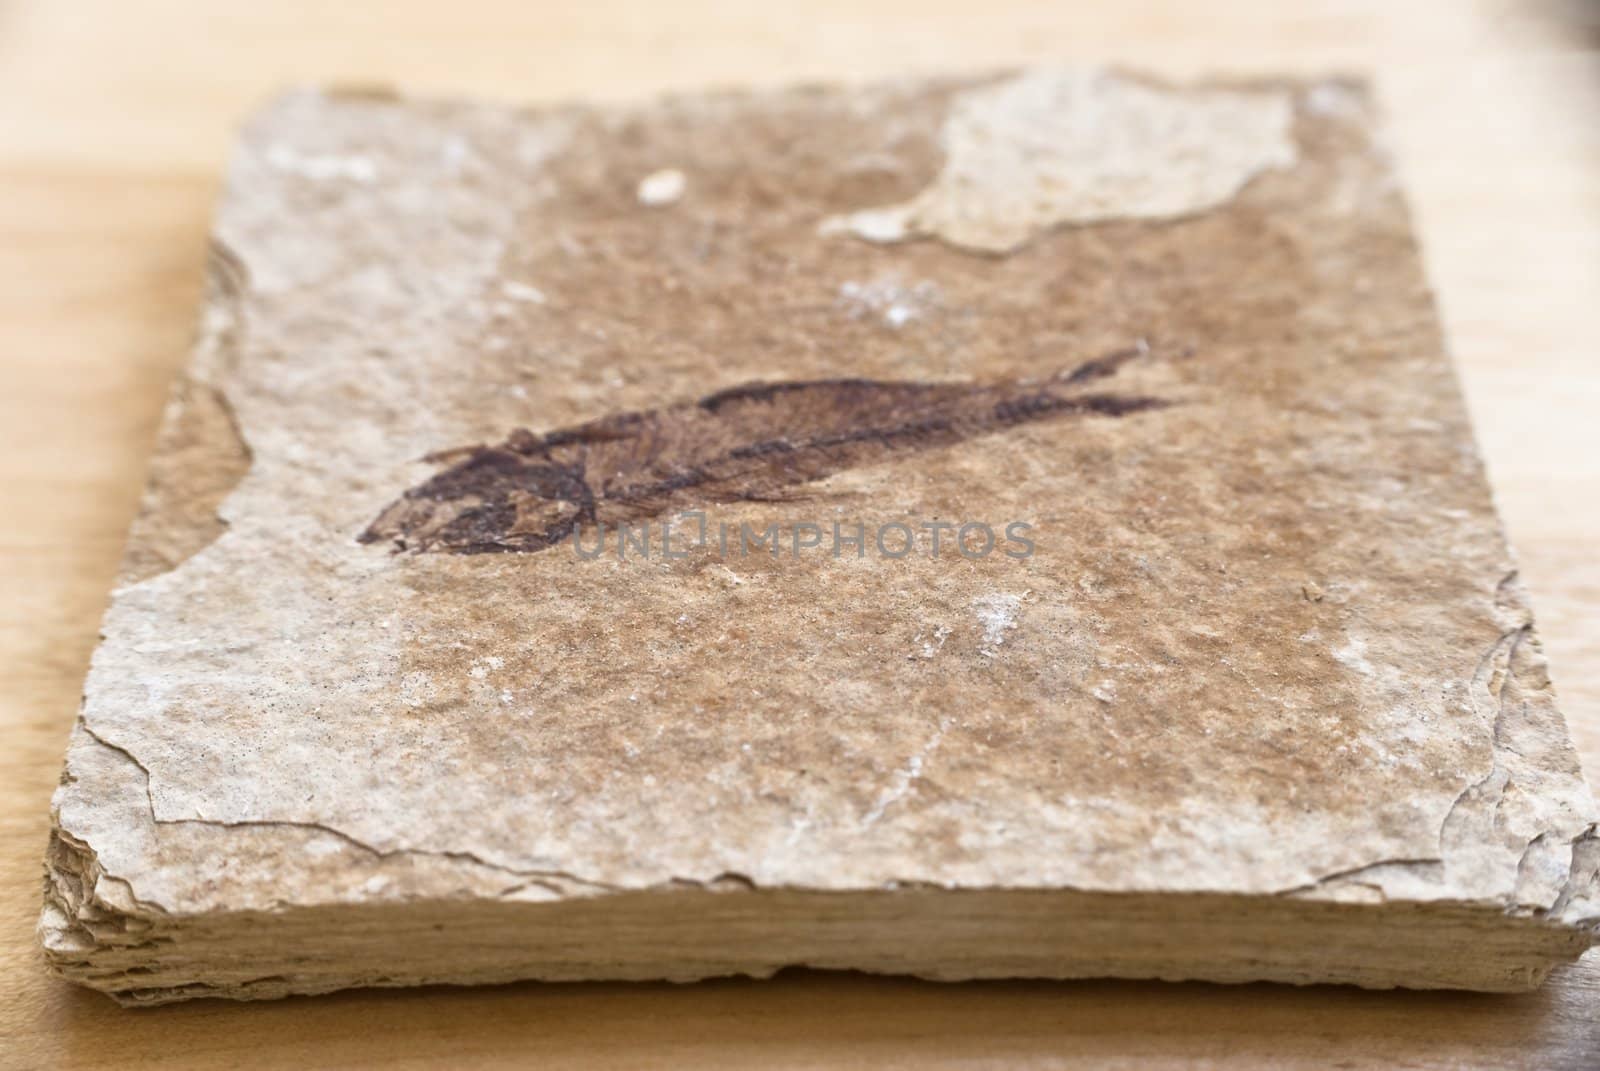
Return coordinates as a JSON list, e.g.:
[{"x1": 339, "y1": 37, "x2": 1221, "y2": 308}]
[{"x1": 2, "y1": 1, "x2": 1596, "y2": 1066}]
